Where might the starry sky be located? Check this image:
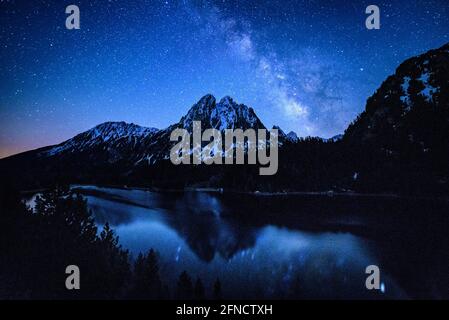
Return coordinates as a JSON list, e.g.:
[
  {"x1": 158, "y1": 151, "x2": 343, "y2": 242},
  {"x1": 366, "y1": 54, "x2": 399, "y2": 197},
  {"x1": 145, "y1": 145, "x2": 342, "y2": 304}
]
[{"x1": 1, "y1": 0, "x2": 448, "y2": 158}]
